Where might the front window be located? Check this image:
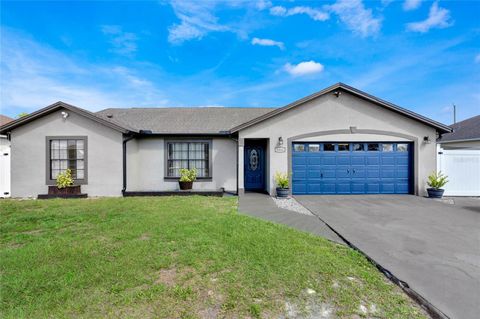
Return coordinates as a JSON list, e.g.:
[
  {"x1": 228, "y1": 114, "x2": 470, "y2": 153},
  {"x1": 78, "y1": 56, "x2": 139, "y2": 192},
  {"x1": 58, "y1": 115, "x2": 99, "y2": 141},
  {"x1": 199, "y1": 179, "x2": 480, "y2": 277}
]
[
  {"x1": 167, "y1": 141, "x2": 210, "y2": 178},
  {"x1": 48, "y1": 137, "x2": 86, "y2": 182}
]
